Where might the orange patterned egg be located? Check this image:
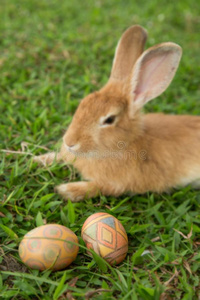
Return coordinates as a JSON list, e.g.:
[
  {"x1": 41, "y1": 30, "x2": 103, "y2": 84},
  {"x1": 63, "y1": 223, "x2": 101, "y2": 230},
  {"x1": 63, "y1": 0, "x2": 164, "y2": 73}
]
[
  {"x1": 81, "y1": 212, "x2": 128, "y2": 265},
  {"x1": 19, "y1": 224, "x2": 79, "y2": 271}
]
